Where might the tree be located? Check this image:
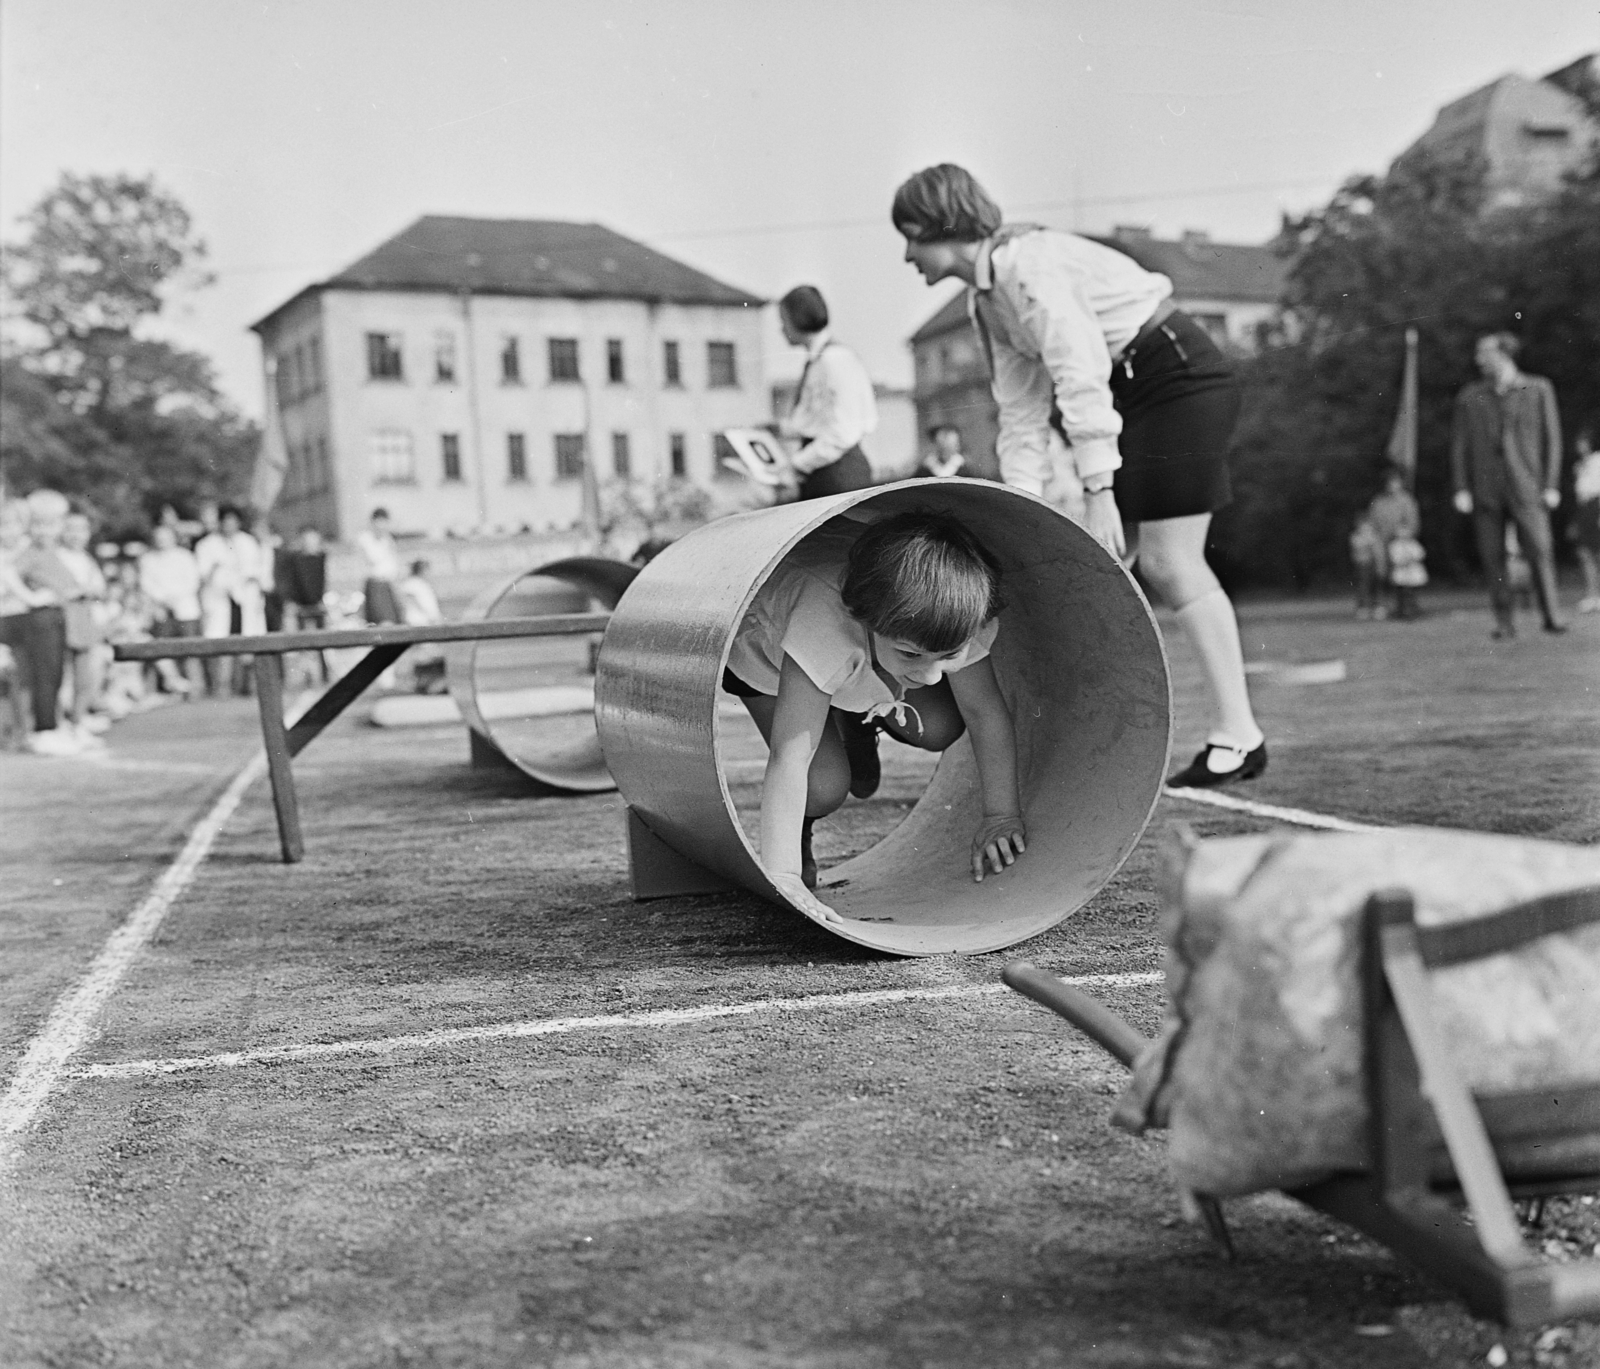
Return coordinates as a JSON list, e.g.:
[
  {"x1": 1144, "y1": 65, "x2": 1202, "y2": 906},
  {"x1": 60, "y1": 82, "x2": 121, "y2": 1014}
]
[
  {"x1": 0, "y1": 172, "x2": 255, "y2": 525},
  {"x1": 1211, "y1": 138, "x2": 1600, "y2": 590}
]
